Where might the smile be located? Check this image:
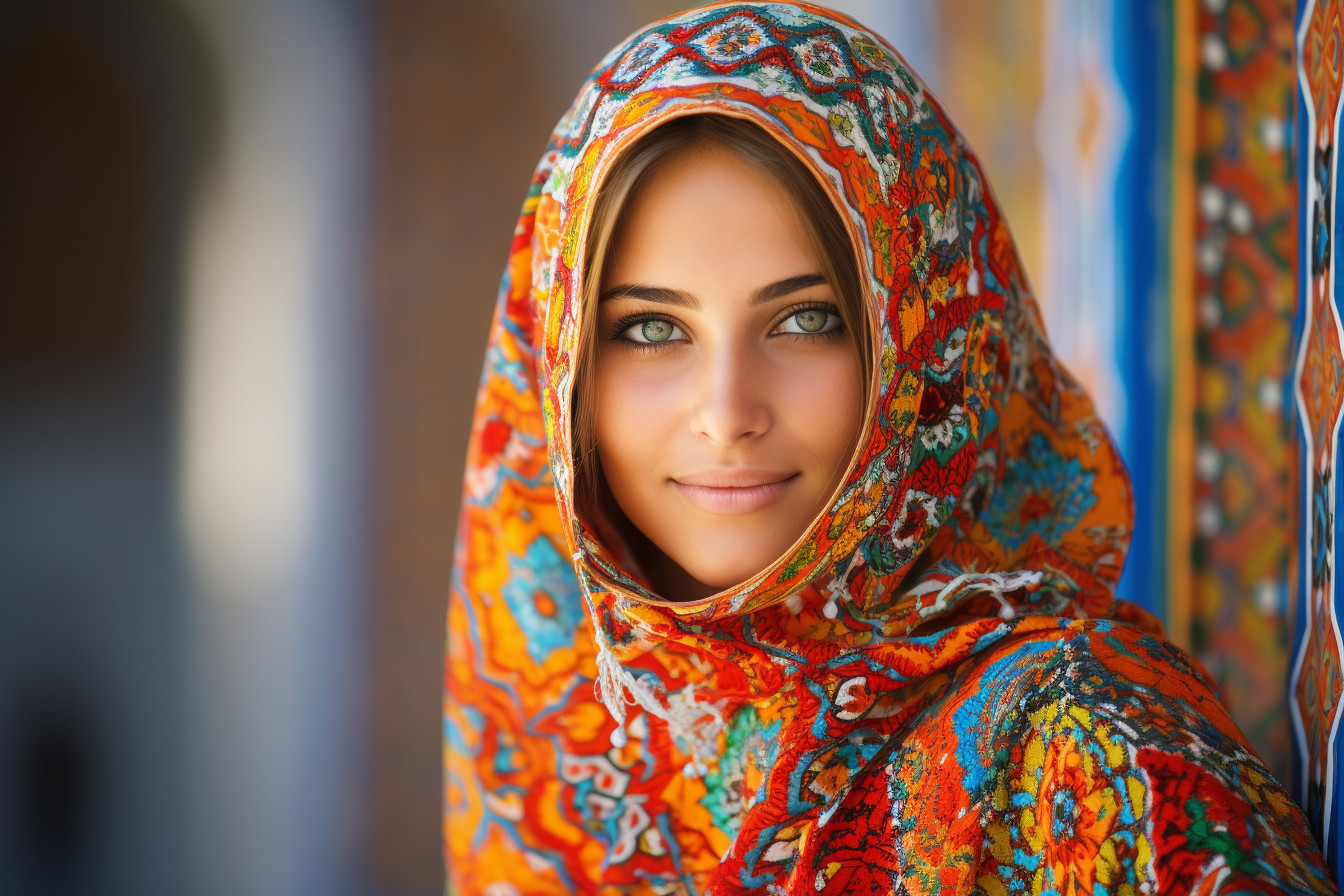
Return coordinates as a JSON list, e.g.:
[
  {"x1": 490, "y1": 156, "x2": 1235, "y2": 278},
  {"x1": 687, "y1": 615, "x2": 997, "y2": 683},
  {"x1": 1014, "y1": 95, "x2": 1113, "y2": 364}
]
[{"x1": 671, "y1": 470, "x2": 798, "y2": 515}]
